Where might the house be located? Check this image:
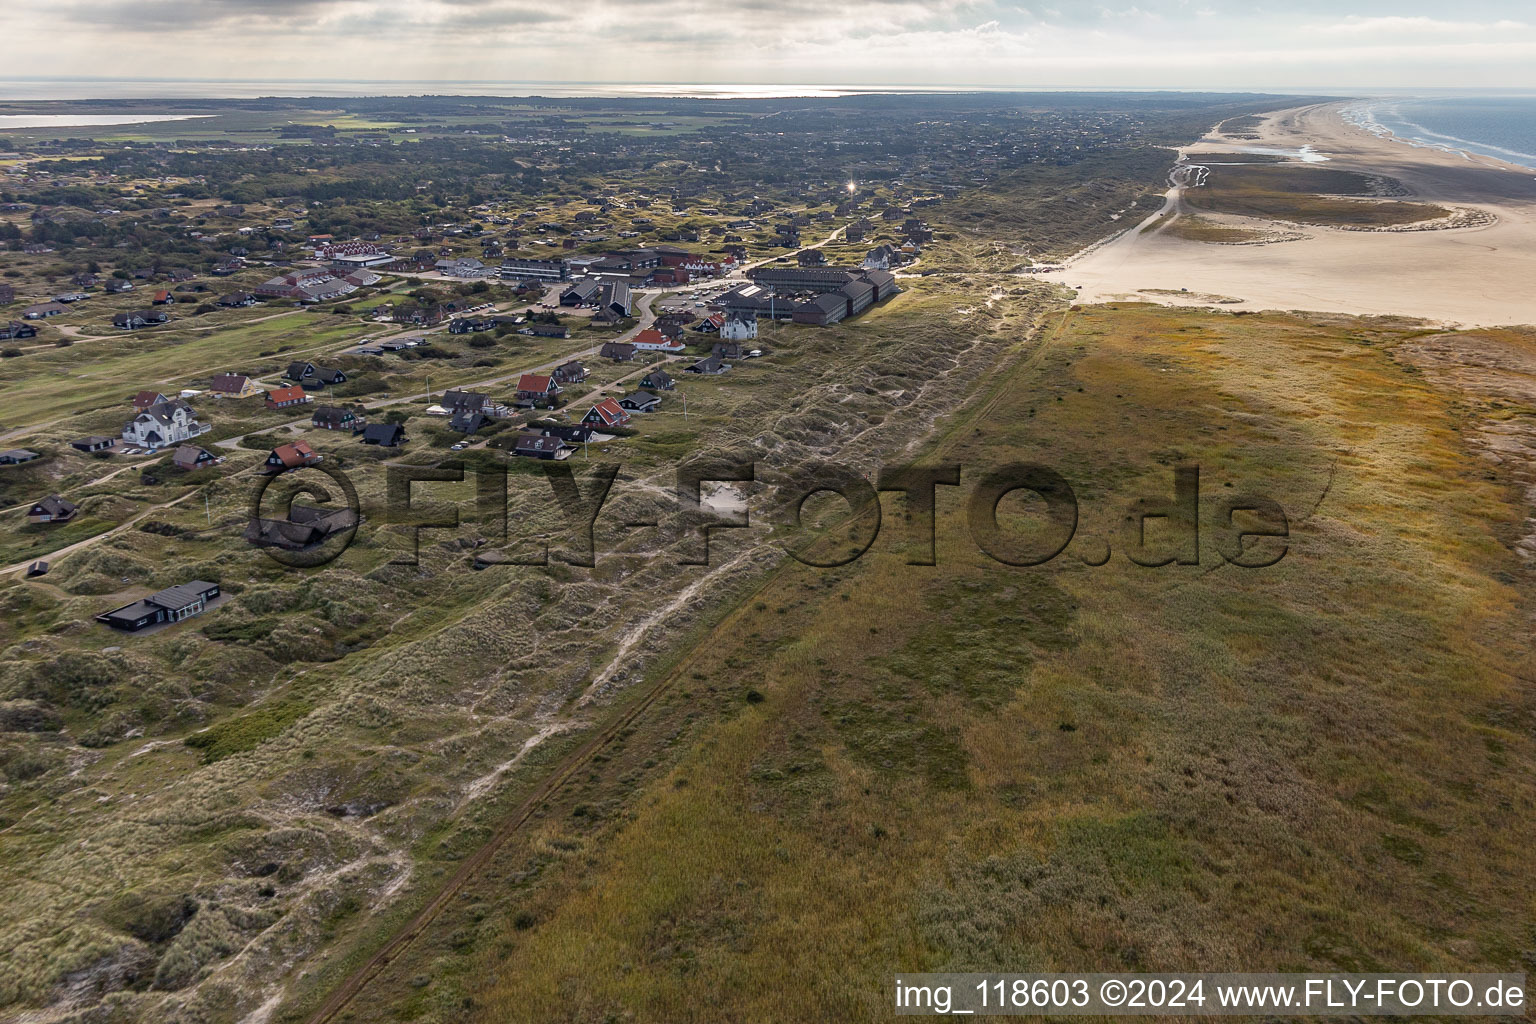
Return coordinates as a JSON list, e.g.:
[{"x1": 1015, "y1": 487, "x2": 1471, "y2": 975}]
[
  {"x1": 208, "y1": 373, "x2": 262, "y2": 399},
  {"x1": 582, "y1": 397, "x2": 631, "y2": 429},
  {"x1": 23, "y1": 301, "x2": 68, "y2": 319},
  {"x1": 97, "y1": 581, "x2": 221, "y2": 632},
  {"x1": 712, "y1": 341, "x2": 746, "y2": 361},
  {"x1": 639, "y1": 368, "x2": 675, "y2": 391},
  {"x1": 284, "y1": 362, "x2": 347, "y2": 389},
  {"x1": 515, "y1": 373, "x2": 560, "y2": 408},
  {"x1": 512, "y1": 432, "x2": 564, "y2": 459},
  {"x1": 688, "y1": 355, "x2": 729, "y2": 375},
  {"x1": 70, "y1": 436, "x2": 114, "y2": 453},
  {"x1": 540, "y1": 423, "x2": 594, "y2": 445},
  {"x1": 113, "y1": 309, "x2": 170, "y2": 330},
  {"x1": 0, "y1": 321, "x2": 37, "y2": 340},
  {"x1": 521, "y1": 322, "x2": 571, "y2": 339},
  {"x1": 245, "y1": 504, "x2": 358, "y2": 550},
  {"x1": 217, "y1": 291, "x2": 256, "y2": 307},
  {"x1": 448, "y1": 317, "x2": 496, "y2": 334},
  {"x1": 361, "y1": 423, "x2": 406, "y2": 447},
  {"x1": 122, "y1": 400, "x2": 208, "y2": 449},
  {"x1": 265, "y1": 385, "x2": 311, "y2": 410},
  {"x1": 27, "y1": 495, "x2": 78, "y2": 524},
  {"x1": 552, "y1": 360, "x2": 587, "y2": 384},
  {"x1": 632, "y1": 328, "x2": 685, "y2": 354},
  {"x1": 266, "y1": 441, "x2": 321, "y2": 472},
  {"x1": 150, "y1": 289, "x2": 174, "y2": 305},
  {"x1": 172, "y1": 445, "x2": 223, "y2": 471},
  {"x1": 448, "y1": 411, "x2": 492, "y2": 435},
  {"x1": 721, "y1": 315, "x2": 757, "y2": 341},
  {"x1": 619, "y1": 390, "x2": 661, "y2": 413},
  {"x1": 600, "y1": 341, "x2": 636, "y2": 362},
  {"x1": 1, "y1": 448, "x2": 41, "y2": 465},
  {"x1": 132, "y1": 390, "x2": 170, "y2": 412},
  {"x1": 693, "y1": 313, "x2": 725, "y2": 334},
  {"x1": 863, "y1": 245, "x2": 898, "y2": 271},
  {"x1": 313, "y1": 406, "x2": 364, "y2": 431},
  {"x1": 441, "y1": 389, "x2": 508, "y2": 418},
  {"x1": 103, "y1": 278, "x2": 133, "y2": 294}
]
